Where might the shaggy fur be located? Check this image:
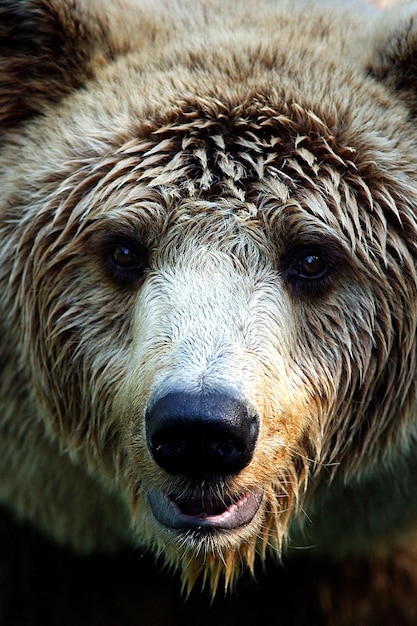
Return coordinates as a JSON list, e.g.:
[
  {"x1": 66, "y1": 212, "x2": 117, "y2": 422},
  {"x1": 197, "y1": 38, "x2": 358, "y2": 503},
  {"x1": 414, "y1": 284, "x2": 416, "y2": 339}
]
[{"x1": 1, "y1": 0, "x2": 417, "y2": 607}]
